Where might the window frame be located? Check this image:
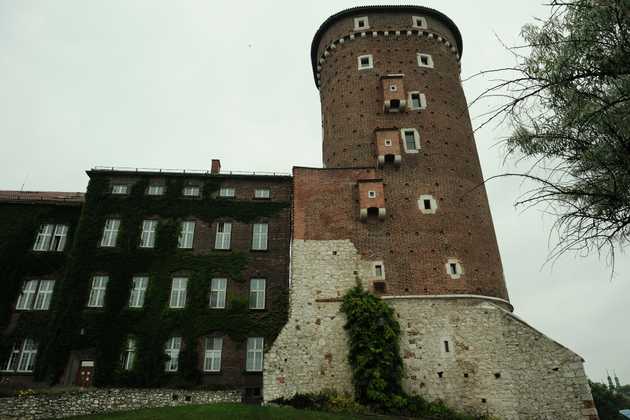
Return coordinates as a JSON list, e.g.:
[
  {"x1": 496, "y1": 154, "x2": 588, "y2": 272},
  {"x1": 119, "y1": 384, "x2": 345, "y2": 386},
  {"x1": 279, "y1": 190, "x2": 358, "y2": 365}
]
[
  {"x1": 128, "y1": 276, "x2": 148, "y2": 308},
  {"x1": 177, "y1": 221, "x2": 195, "y2": 249},
  {"x1": 246, "y1": 337, "x2": 264, "y2": 372},
  {"x1": 203, "y1": 336, "x2": 223, "y2": 373},
  {"x1": 417, "y1": 53, "x2": 434, "y2": 69},
  {"x1": 111, "y1": 184, "x2": 129, "y2": 195},
  {"x1": 353, "y1": 16, "x2": 369, "y2": 31},
  {"x1": 87, "y1": 275, "x2": 109, "y2": 308},
  {"x1": 214, "y1": 222, "x2": 232, "y2": 250},
  {"x1": 209, "y1": 278, "x2": 227, "y2": 309},
  {"x1": 182, "y1": 186, "x2": 201, "y2": 197},
  {"x1": 164, "y1": 336, "x2": 182, "y2": 372},
  {"x1": 412, "y1": 16, "x2": 428, "y2": 29},
  {"x1": 357, "y1": 54, "x2": 374, "y2": 71},
  {"x1": 401, "y1": 128, "x2": 421, "y2": 153},
  {"x1": 445, "y1": 259, "x2": 464, "y2": 279},
  {"x1": 408, "y1": 91, "x2": 427, "y2": 110},
  {"x1": 32, "y1": 280, "x2": 55, "y2": 310},
  {"x1": 1, "y1": 338, "x2": 38, "y2": 373},
  {"x1": 169, "y1": 277, "x2": 188, "y2": 309},
  {"x1": 139, "y1": 219, "x2": 158, "y2": 248},
  {"x1": 251, "y1": 223, "x2": 269, "y2": 251},
  {"x1": 16, "y1": 279, "x2": 56, "y2": 311},
  {"x1": 100, "y1": 218, "x2": 121, "y2": 248},
  {"x1": 249, "y1": 278, "x2": 266, "y2": 310},
  {"x1": 146, "y1": 184, "x2": 165, "y2": 196},
  {"x1": 121, "y1": 336, "x2": 137, "y2": 371},
  {"x1": 33, "y1": 224, "x2": 68, "y2": 252},
  {"x1": 219, "y1": 187, "x2": 235, "y2": 198},
  {"x1": 254, "y1": 189, "x2": 271, "y2": 199}
]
